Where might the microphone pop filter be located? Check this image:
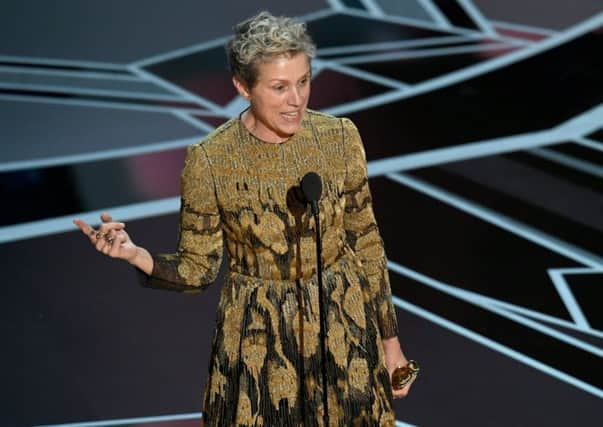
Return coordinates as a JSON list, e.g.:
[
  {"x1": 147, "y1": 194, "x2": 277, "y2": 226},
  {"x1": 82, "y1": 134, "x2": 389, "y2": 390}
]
[{"x1": 301, "y1": 172, "x2": 322, "y2": 203}]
